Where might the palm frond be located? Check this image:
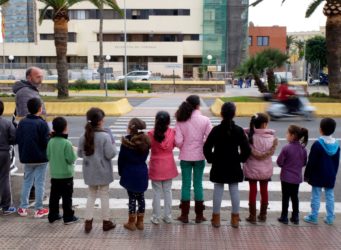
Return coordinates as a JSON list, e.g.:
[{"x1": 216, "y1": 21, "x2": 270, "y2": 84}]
[
  {"x1": 305, "y1": 0, "x2": 324, "y2": 17},
  {"x1": 103, "y1": 0, "x2": 122, "y2": 16},
  {"x1": 38, "y1": 4, "x2": 51, "y2": 24},
  {"x1": 249, "y1": 0, "x2": 263, "y2": 7}
]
